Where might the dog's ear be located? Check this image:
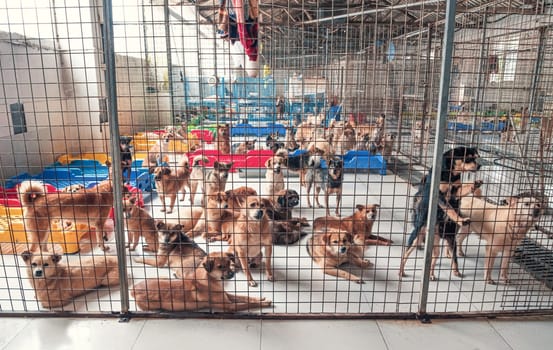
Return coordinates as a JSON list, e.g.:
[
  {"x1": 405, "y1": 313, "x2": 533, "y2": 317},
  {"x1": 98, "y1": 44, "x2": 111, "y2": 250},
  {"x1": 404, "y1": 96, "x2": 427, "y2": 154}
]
[
  {"x1": 322, "y1": 232, "x2": 331, "y2": 245},
  {"x1": 265, "y1": 158, "x2": 273, "y2": 168},
  {"x1": 345, "y1": 233, "x2": 354, "y2": 243},
  {"x1": 506, "y1": 196, "x2": 519, "y2": 206},
  {"x1": 21, "y1": 250, "x2": 33, "y2": 263},
  {"x1": 225, "y1": 252, "x2": 236, "y2": 264},
  {"x1": 163, "y1": 167, "x2": 172, "y2": 175},
  {"x1": 202, "y1": 258, "x2": 215, "y2": 273},
  {"x1": 355, "y1": 204, "x2": 365, "y2": 212},
  {"x1": 129, "y1": 196, "x2": 137, "y2": 205},
  {"x1": 51, "y1": 254, "x2": 62, "y2": 264},
  {"x1": 277, "y1": 195, "x2": 286, "y2": 207},
  {"x1": 442, "y1": 149, "x2": 454, "y2": 171},
  {"x1": 171, "y1": 224, "x2": 184, "y2": 232}
]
